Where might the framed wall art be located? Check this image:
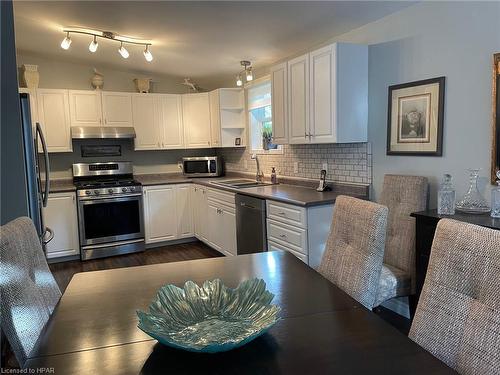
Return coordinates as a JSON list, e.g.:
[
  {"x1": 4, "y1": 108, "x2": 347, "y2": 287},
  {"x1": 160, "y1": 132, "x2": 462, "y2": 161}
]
[{"x1": 387, "y1": 77, "x2": 445, "y2": 156}]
